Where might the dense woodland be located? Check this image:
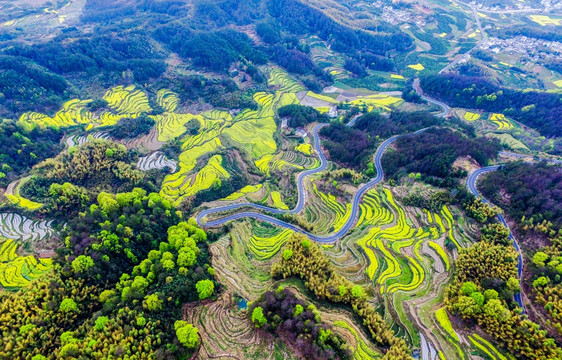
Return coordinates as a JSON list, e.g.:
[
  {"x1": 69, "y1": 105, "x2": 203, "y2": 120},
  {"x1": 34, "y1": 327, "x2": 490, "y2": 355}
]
[
  {"x1": 320, "y1": 111, "x2": 442, "y2": 170},
  {"x1": 272, "y1": 234, "x2": 412, "y2": 360},
  {"x1": 479, "y1": 162, "x2": 562, "y2": 233},
  {"x1": 0, "y1": 120, "x2": 63, "y2": 187},
  {"x1": 0, "y1": 189, "x2": 215, "y2": 359},
  {"x1": 250, "y1": 288, "x2": 351, "y2": 359},
  {"x1": 446, "y1": 220, "x2": 562, "y2": 359},
  {"x1": 420, "y1": 74, "x2": 562, "y2": 139},
  {"x1": 383, "y1": 128, "x2": 501, "y2": 183}
]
